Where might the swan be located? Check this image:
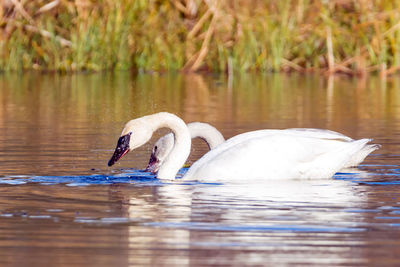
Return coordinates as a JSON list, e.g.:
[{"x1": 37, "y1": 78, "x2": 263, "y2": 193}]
[
  {"x1": 146, "y1": 126, "x2": 377, "y2": 174},
  {"x1": 145, "y1": 122, "x2": 225, "y2": 173},
  {"x1": 108, "y1": 112, "x2": 380, "y2": 181}
]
